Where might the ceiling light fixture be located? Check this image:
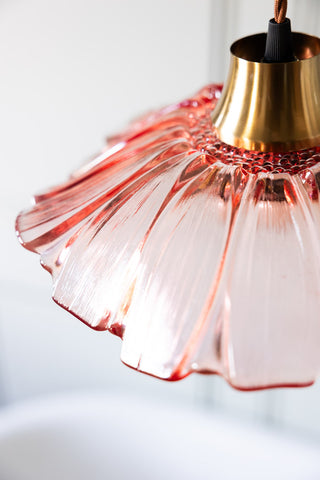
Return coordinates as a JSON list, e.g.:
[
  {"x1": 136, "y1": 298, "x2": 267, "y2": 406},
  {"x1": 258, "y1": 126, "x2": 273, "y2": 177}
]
[{"x1": 16, "y1": 0, "x2": 320, "y2": 390}]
